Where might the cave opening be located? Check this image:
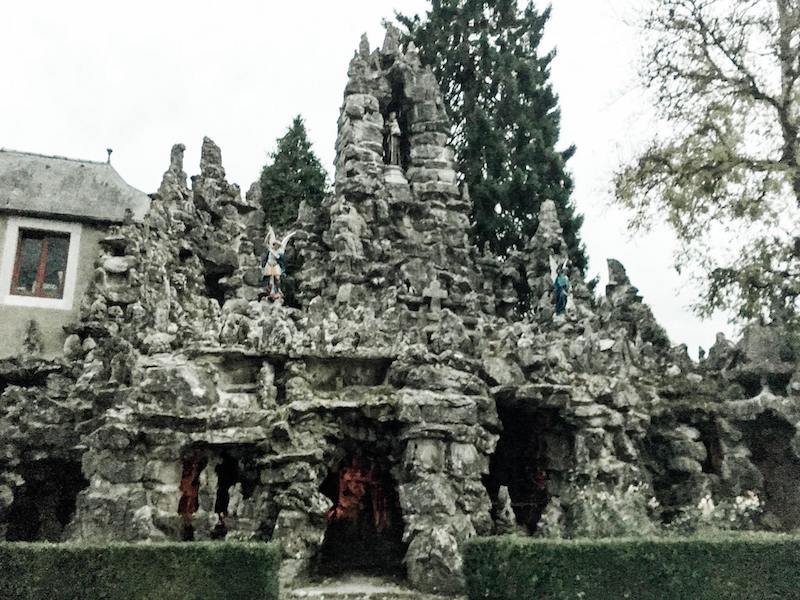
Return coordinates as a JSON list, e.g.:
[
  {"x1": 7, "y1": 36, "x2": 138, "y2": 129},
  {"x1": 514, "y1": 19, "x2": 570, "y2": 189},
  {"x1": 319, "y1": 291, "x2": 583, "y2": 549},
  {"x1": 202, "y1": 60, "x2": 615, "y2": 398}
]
[
  {"x1": 740, "y1": 411, "x2": 800, "y2": 529},
  {"x1": 5, "y1": 459, "x2": 87, "y2": 542},
  {"x1": 178, "y1": 453, "x2": 207, "y2": 541},
  {"x1": 698, "y1": 421, "x2": 724, "y2": 476},
  {"x1": 485, "y1": 403, "x2": 574, "y2": 533},
  {"x1": 203, "y1": 271, "x2": 227, "y2": 308},
  {"x1": 211, "y1": 452, "x2": 239, "y2": 540},
  {"x1": 317, "y1": 448, "x2": 405, "y2": 577},
  {"x1": 738, "y1": 373, "x2": 763, "y2": 399},
  {"x1": 511, "y1": 271, "x2": 532, "y2": 320},
  {"x1": 766, "y1": 372, "x2": 792, "y2": 396},
  {"x1": 175, "y1": 445, "x2": 261, "y2": 542}
]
